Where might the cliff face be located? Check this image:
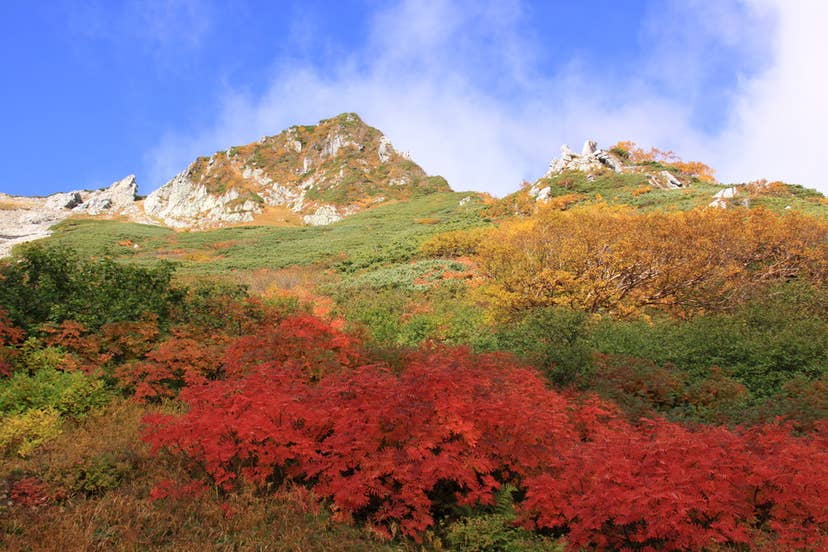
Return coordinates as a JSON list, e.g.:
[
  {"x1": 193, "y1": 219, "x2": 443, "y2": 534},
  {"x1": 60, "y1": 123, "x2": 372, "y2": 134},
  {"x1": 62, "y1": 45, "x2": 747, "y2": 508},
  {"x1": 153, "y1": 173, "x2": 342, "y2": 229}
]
[
  {"x1": 0, "y1": 176, "x2": 140, "y2": 257},
  {"x1": 143, "y1": 113, "x2": 449, "y2": 229}
]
